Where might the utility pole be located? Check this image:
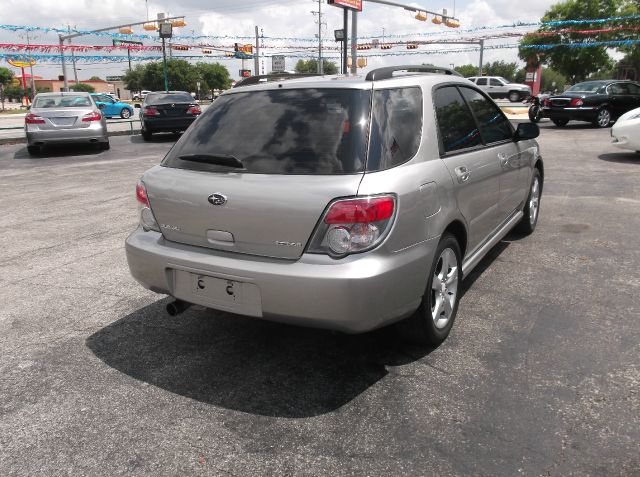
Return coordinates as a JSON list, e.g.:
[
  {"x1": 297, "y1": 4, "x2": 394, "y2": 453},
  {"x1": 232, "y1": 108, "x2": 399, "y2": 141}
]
[
  {"x1": 260, "y1": 28, "x2": 265, "y2": 74},
  {"x1": 350, "y1": 11, "x2": 358, "y2": 75},
  {"x1": 20, "y1": 31, "x2": 37, "y2": 99},
  {"x1": 478, "y1": 39, "x2": 484, "y2": 76},
  {"x1": 255, "y1": 26, "x2": 260, "y2": 76},
  {"x1": 312, "y1": 0, "x2": 326, "y2": 74},
  {"x1": 68, "y1": 26, "x2": 79, "y2": 86}
]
